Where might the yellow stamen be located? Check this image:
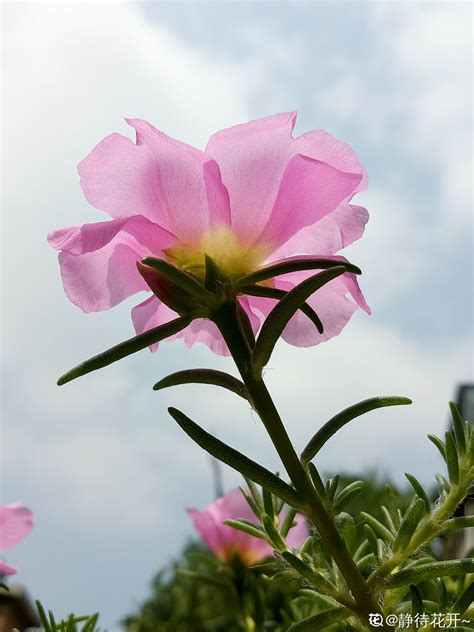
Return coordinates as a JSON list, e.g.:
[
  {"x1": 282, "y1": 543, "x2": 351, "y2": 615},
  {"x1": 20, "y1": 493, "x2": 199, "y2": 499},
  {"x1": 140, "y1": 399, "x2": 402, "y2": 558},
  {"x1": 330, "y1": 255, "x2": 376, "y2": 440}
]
[{"x1": 164, "y1": 225, "x2": 270, "y2": 282}]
